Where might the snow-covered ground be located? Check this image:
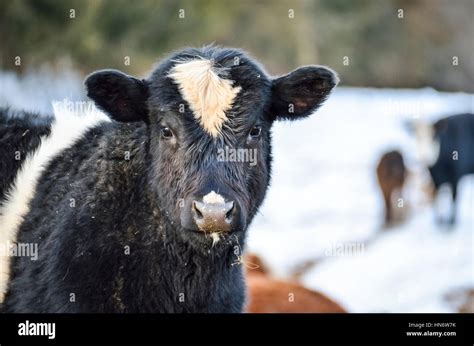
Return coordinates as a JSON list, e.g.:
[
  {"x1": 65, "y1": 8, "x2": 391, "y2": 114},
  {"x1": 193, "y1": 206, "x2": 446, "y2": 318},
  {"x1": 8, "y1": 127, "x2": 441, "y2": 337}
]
[
  {"x1": 1, "y1": 71, "x2": 473, "y2": 313},
  {"x1": 247, "y1": 87, "x2": 473, "y2": 313}
]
